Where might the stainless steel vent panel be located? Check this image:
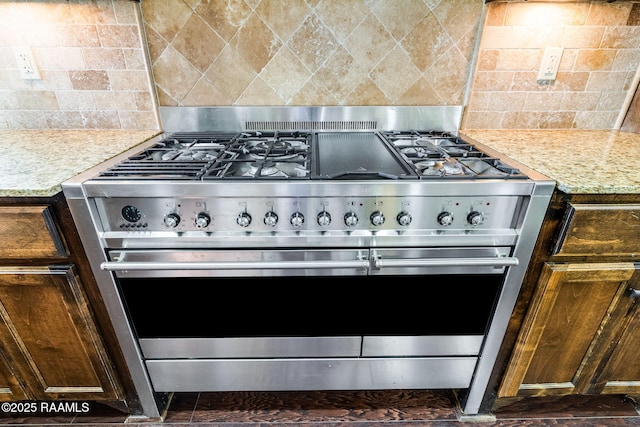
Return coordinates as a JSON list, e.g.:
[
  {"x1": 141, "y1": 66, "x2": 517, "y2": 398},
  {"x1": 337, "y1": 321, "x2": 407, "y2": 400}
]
[
  {"x1": 245, "y1": 120, "x2": 377, "y2": 131},
  {"x1": 159, "y1": 106, "x2": 463, "y2": 133}
]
